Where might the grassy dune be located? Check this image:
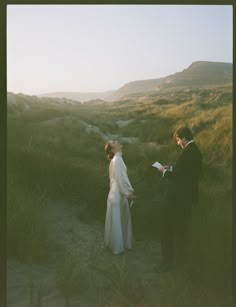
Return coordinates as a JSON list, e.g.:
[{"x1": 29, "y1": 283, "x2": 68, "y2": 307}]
[{"x1": 7, "y1": 86, "x2": 232, "y2": 305}]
